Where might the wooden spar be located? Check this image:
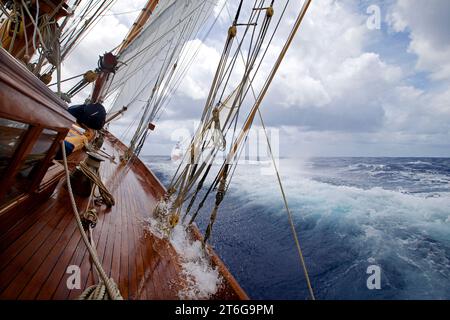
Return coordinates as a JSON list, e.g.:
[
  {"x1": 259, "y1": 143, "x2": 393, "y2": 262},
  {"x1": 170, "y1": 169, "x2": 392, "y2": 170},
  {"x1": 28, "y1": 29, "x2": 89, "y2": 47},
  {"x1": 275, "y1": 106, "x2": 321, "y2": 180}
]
[
  {"x1": 116, "y1": 0, "x2": 160, "y2": 55},
  {"x1": 90, "y1": 0, "x2": 160, "y2": 103}
]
